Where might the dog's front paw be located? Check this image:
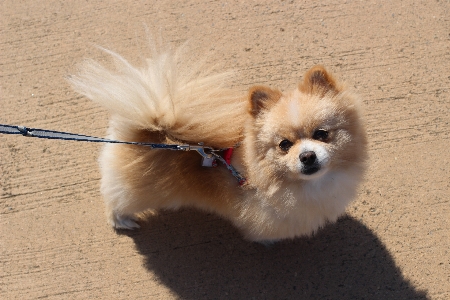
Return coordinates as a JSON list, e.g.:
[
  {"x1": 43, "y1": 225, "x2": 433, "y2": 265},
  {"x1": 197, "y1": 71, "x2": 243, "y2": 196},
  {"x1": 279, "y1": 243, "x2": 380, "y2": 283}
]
[{"x1": 109, "y1": 213, "x2": 141, "y2": 230}]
